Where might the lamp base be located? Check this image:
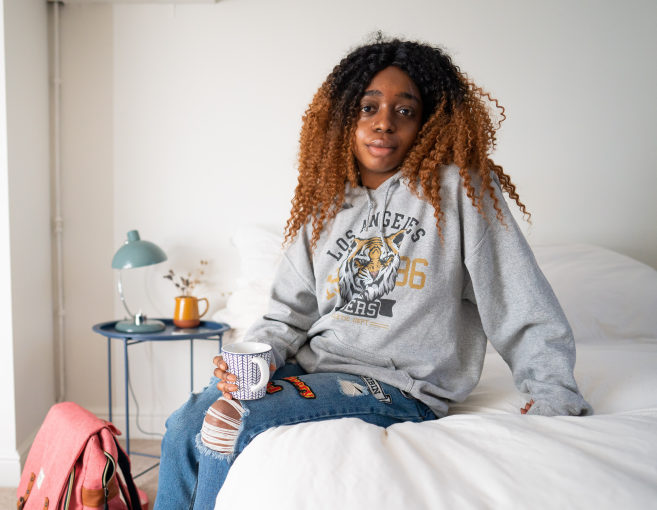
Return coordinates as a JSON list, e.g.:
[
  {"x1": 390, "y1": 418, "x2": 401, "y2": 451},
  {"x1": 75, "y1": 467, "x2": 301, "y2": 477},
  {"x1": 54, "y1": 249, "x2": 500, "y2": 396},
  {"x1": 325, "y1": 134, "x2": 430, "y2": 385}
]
[{"x1": 115, "y1": 319, "x2": 166, "y2": 333}]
